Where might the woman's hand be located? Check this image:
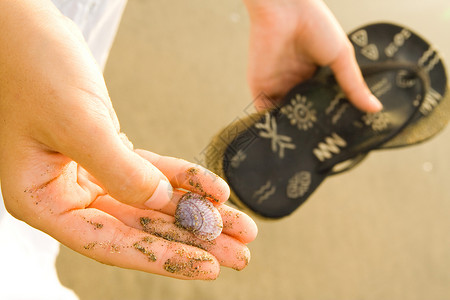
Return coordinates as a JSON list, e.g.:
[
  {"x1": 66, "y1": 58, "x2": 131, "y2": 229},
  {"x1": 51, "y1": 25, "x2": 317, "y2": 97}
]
[
  {"x1": 243, "y1": 0, "x2": 383, "y2": 112},
  {"x1": 0, "y1": 0, "x2": 257, "y2": 280}
]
